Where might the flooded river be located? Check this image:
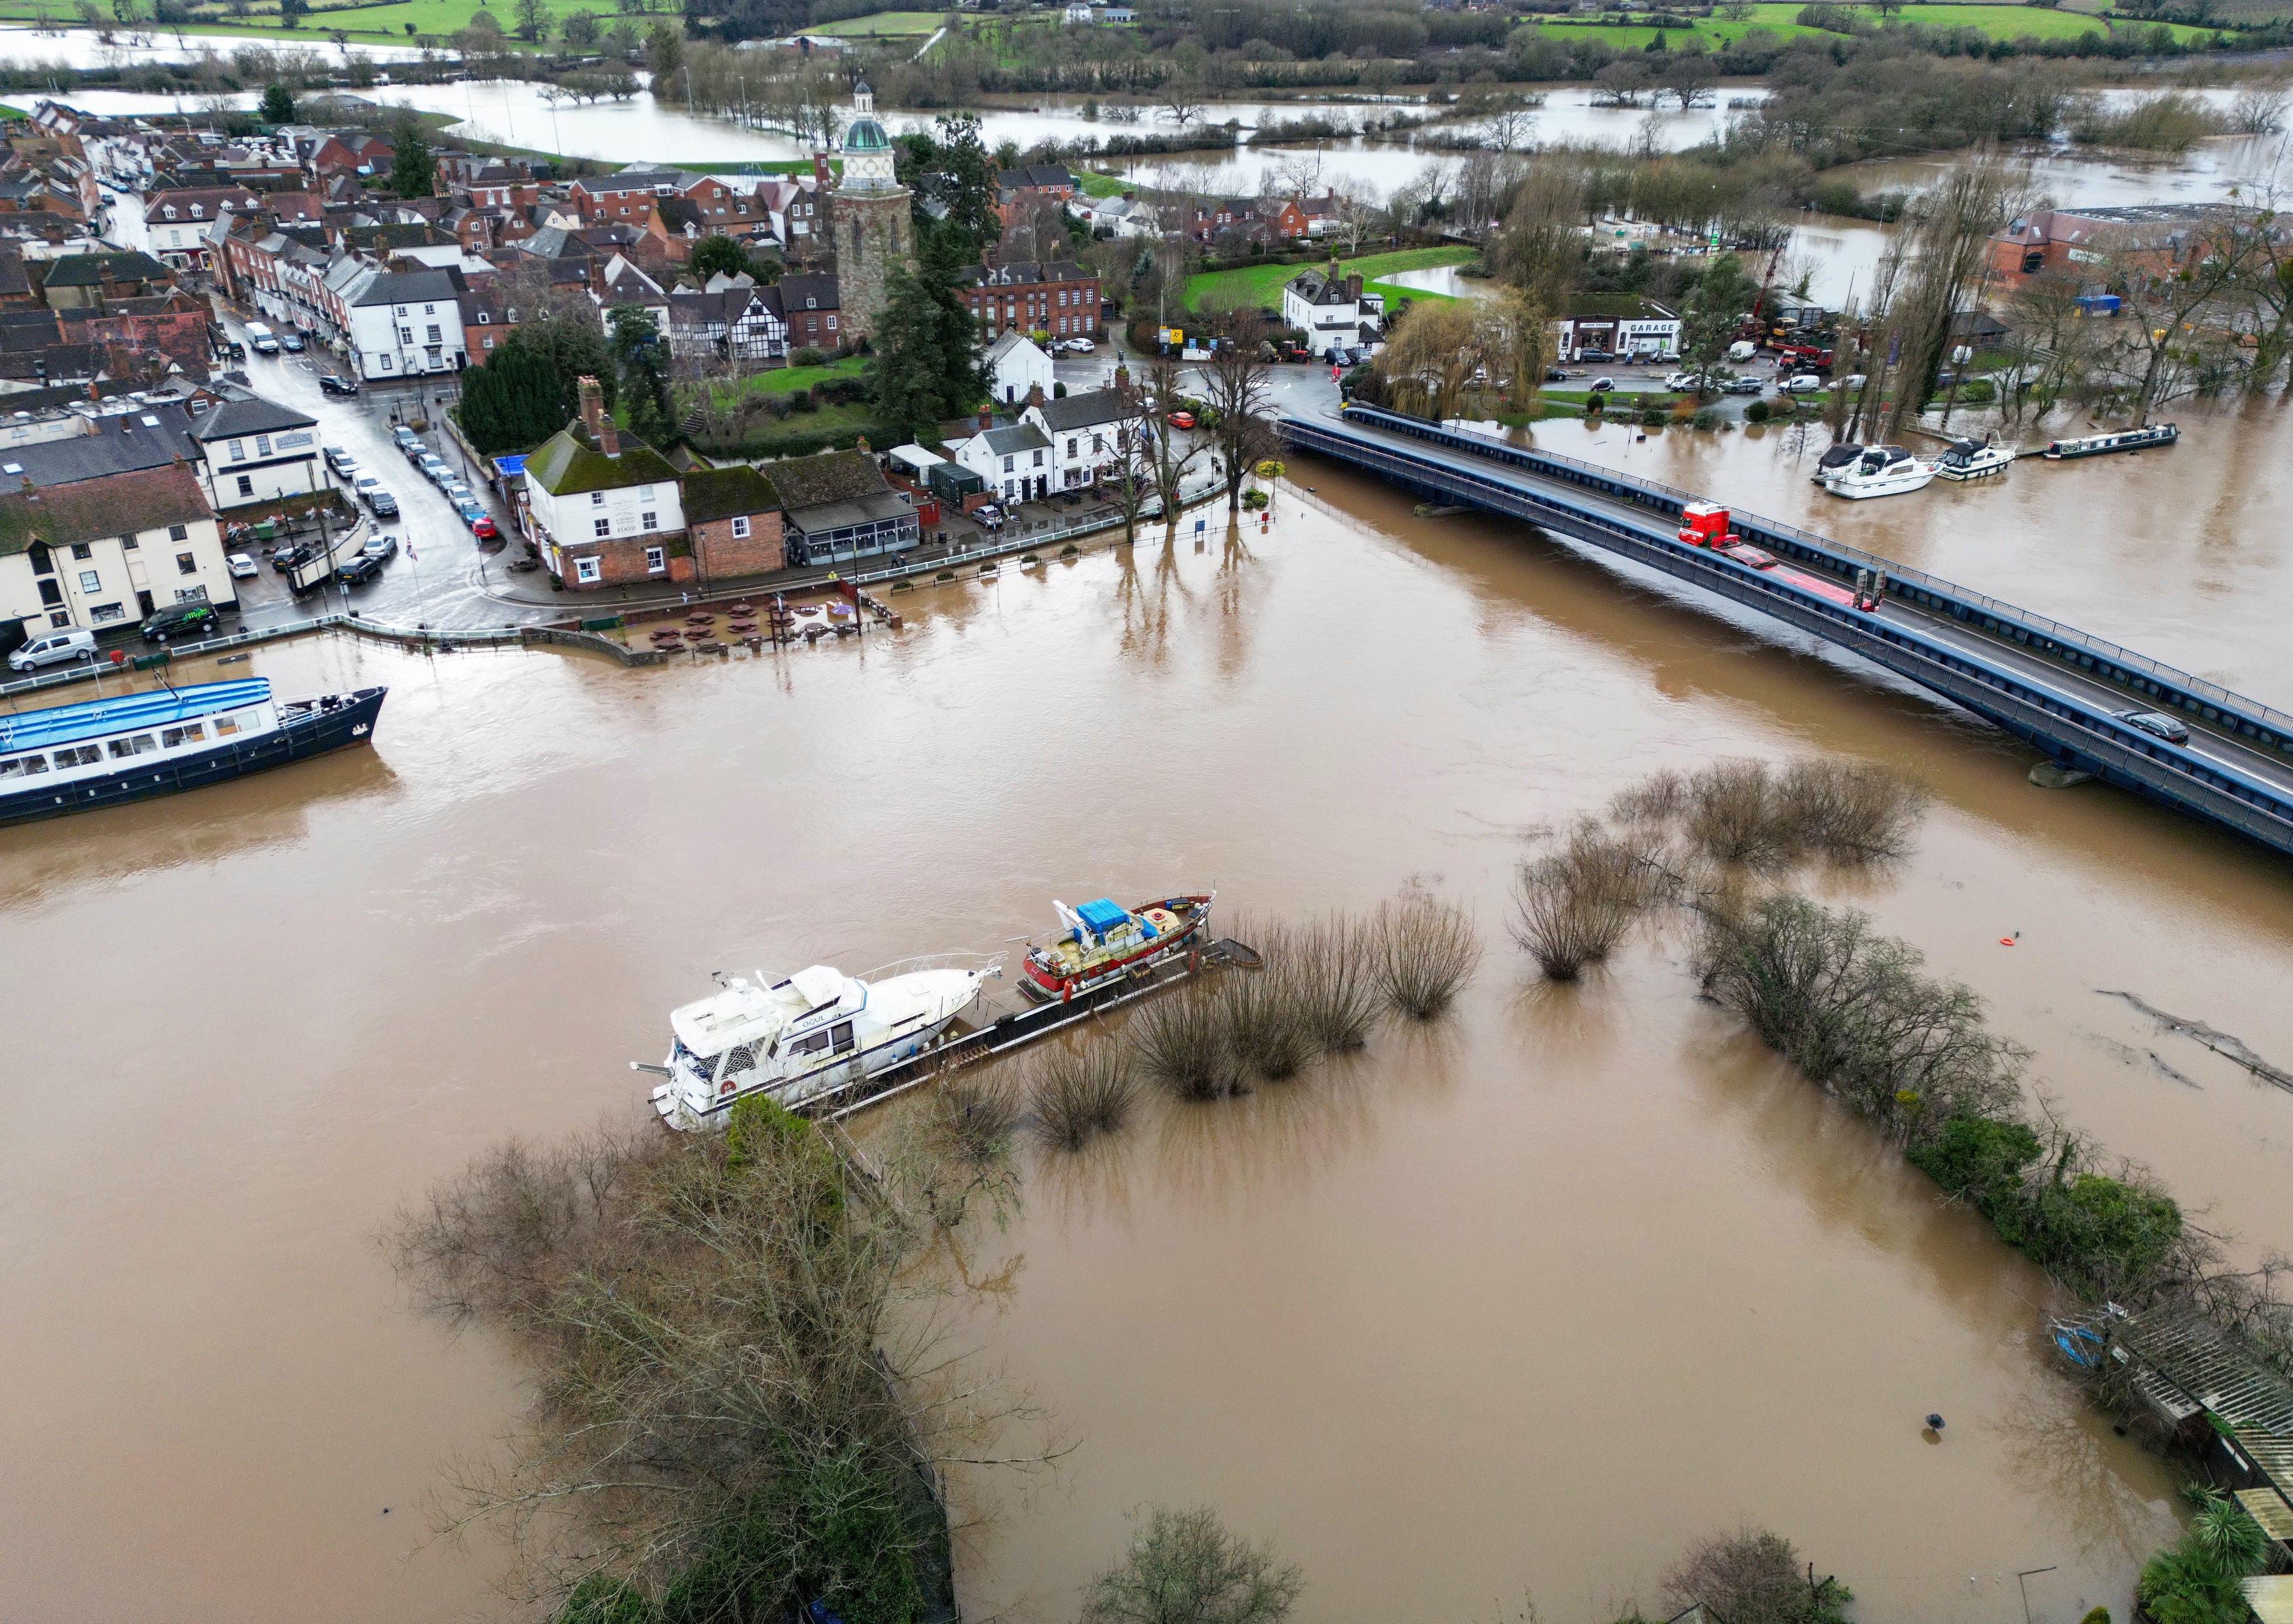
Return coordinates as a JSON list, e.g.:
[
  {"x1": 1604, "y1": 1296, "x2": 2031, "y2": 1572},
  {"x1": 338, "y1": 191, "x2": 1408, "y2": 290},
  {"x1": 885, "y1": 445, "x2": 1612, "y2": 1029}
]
[{"x1": 7, "y1": 396, "x2": 2293, "y2": 1621}]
